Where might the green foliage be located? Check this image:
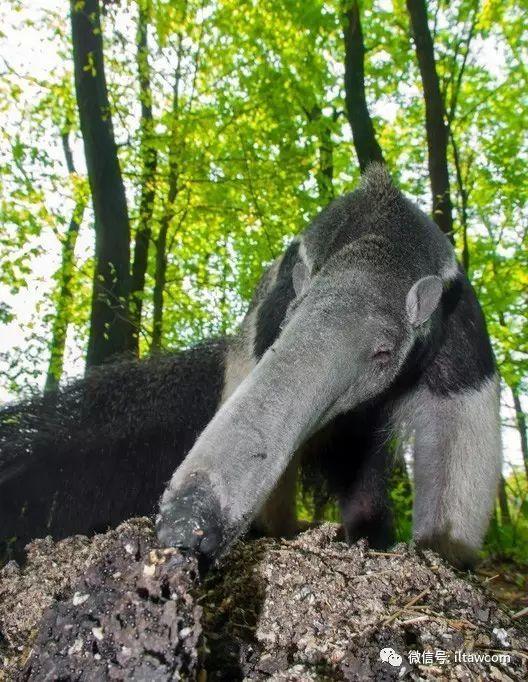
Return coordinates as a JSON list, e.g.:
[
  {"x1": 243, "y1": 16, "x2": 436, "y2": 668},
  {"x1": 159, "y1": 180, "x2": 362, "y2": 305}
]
[
  {"x1": 1, "y1": 0, "x2": 526, "y2": 377},
  {"x1": 485, "y1": 469, "x2": 528, "y2": 564},
  {"x1": 389, "y1": 463, "x2": 414, "y2": 543}
]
